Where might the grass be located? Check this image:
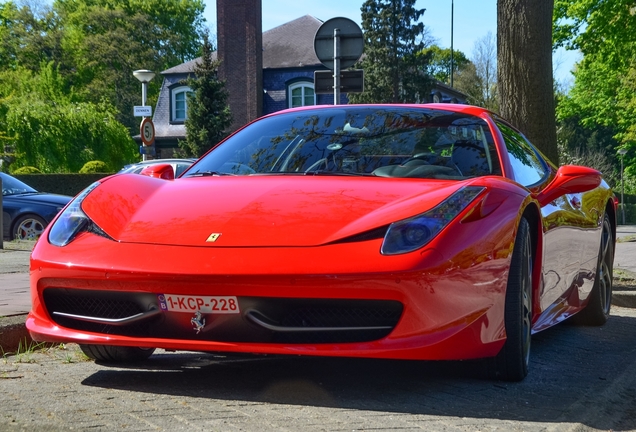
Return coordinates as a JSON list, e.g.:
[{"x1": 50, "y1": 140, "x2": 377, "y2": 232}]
[
  {"x1": 13, "y1": 338, "x2": 48, "y2": 363},
  {"x1": 1, "y1": 239, "x2": 36, "y2": 251},
  {"x1": 617, "y1": 235, "x2": 636, "y2": 243},
  {"x1": 2, "y1": 341, "x2": 90, "y2": 366},
  {"x1": 53, "y1": 343, "x2": 90, "y2": 363}
]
